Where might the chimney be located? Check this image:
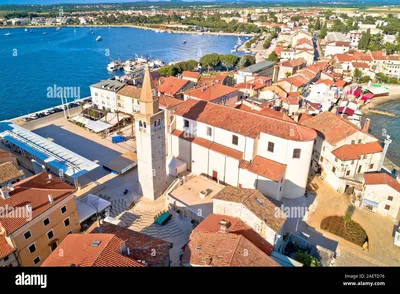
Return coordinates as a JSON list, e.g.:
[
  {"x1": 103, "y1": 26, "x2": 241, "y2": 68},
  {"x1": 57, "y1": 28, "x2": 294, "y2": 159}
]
[
  {"x1": 0, "y1": 188, "x2": 9, "y2": 200},
  {"x1": 26, "y1": 204, "x2": 32, "y2": 213},
  {"x1": 48, "y1": 194, "x2": 54, "y2": 204},
  {"x1": 218, "y1": 219, "x2": 231, "y2": 233},
  {"x1": 362, "y1": 118, "x2": 370, "y2": 133}
]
